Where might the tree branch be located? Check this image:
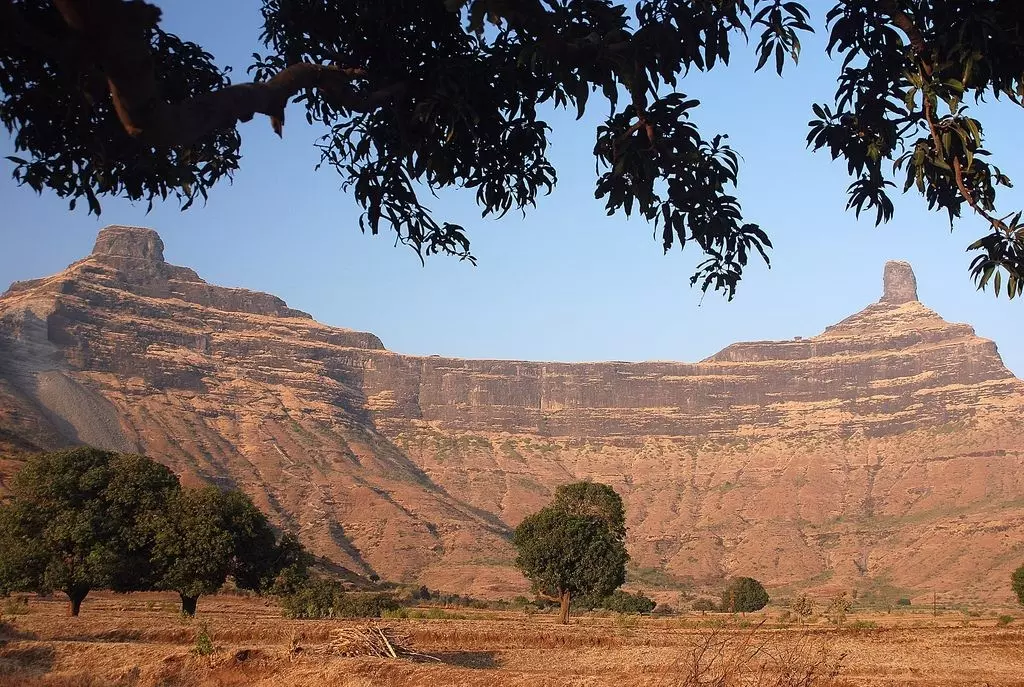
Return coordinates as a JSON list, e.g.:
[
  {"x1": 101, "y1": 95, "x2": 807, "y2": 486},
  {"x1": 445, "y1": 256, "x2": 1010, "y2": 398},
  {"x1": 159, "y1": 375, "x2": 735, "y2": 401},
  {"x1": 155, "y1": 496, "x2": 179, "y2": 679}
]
[
  {"x1": 50, "y1": 0, "x2": 398, "y2": 147},
  {"x1": 1, "y1": 0, "x2": 72, "y2": 58},
  {"x1": 922, "y1": 86, "x2": 1007, "y2": 233},
  {"x1": 878, "y1": 0, "x2": 930, "y2": 73}
]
